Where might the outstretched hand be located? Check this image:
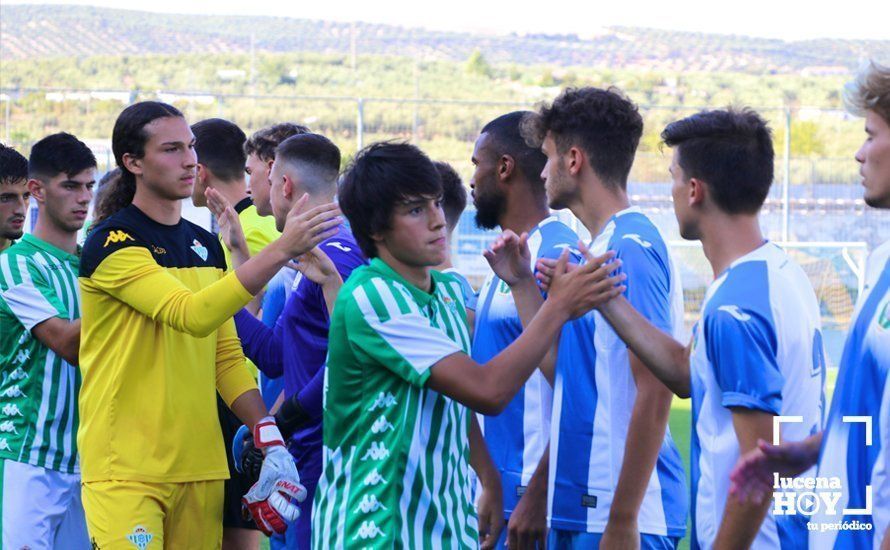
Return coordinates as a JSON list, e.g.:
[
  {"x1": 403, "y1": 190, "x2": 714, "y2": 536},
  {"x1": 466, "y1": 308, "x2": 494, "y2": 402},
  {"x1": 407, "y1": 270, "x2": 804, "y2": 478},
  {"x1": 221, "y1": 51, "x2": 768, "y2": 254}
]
[
  {"x1": 278, "y1": 194, "x2": 342, "y2": 258},
  {"x1": 482, "y1": 230, "x2": 533, "y2": 286},
  {"x1": 729, "y1": 438, "x2": 818, "y2": 505},
  {"x1": 206, "y1": 187, "x2": 248, "y2": 257},
  {"x1": 547, "y1": 244, "x2": 626, "y2": 320},
  {"x1": 289, "y1": 246, "x2": 342, "y2": 287}
]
